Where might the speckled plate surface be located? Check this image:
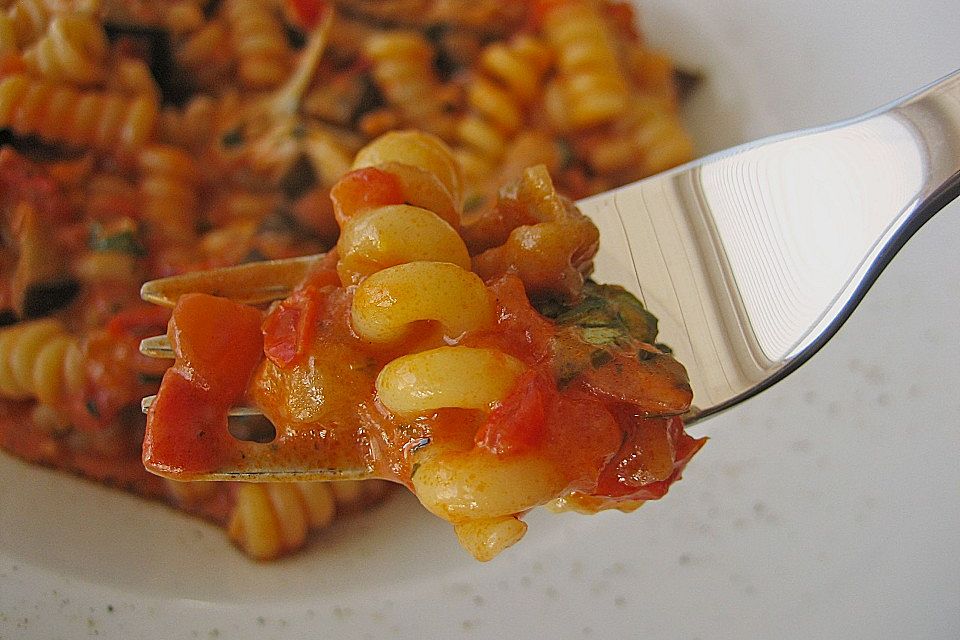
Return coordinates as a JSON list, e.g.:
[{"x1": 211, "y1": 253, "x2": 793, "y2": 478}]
[{"x1": 2, "y1": 2, "x2": 959, "y2": 639}]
